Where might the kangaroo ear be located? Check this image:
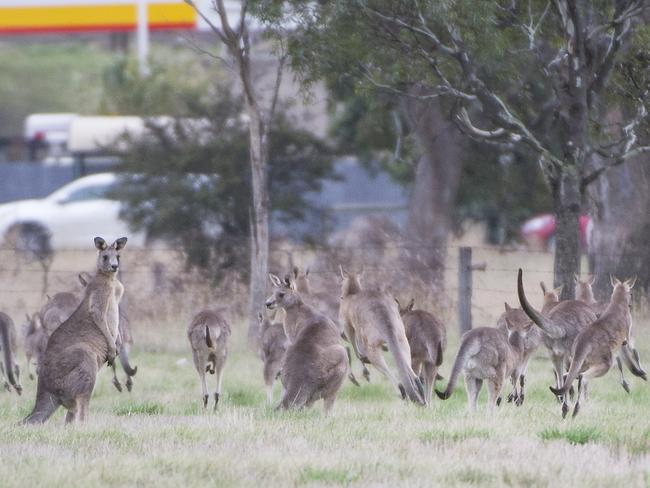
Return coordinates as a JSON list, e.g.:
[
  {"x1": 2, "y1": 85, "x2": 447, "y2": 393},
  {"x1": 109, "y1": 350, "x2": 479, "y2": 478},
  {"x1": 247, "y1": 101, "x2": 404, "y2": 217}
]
[
  {"x1": 610, "y1": 274, "x2": 617, "y2": 287},
  {"x1": 269, "y1": 273, "x2": 282, "y2": 288},
  {"x1": 339, "y1": 265, "x2": 348, "y2": 280},
  {"x1": 554, "y1": 285, "x2": 564, "y2": 296},
  {"x1": 94, "y1": 237, "x2": 107, "y2": 251},
  {"x1": 114, "y1": 237, "x2": 128, "y2": 250},
  {"x1": 574, "y1": 274, "x2": 580, "y2": 284},
  {"x1": 283, "y1": 274, "x2": 293, "y2": 289},
  {"x1": 504, "y1": 302, "x2": 512, "y2": 312},
  {"x1": 78, "y1": 272, "x2": 89, "y2": 287},
  {"x1": 407, "y1": 298, "x2": 415, "y2": 311},
  {"x1": 626, "y1": 276, "x2": 637, "y2": 289},
  {"x1": 588, "y1": 275, "x2": 596, "y2": 285},
  {"x1": 539, "y1": 281, "x2": 547, "y2": 294}
]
